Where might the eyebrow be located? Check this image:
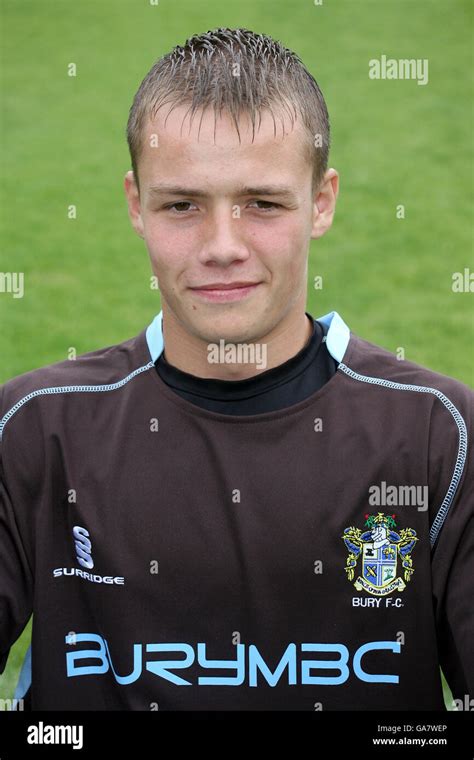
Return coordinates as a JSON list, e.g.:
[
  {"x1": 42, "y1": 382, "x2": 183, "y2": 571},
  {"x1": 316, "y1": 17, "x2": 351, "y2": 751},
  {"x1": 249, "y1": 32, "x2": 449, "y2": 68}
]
[{"x1": 147, "y1": 184, "x2": 298, "y2": 201}]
